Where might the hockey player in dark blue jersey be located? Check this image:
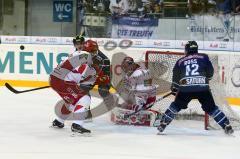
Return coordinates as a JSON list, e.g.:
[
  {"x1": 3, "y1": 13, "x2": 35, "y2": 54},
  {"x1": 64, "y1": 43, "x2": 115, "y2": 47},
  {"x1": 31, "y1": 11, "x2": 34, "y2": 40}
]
[{"x1": 157, "y1": 41, "x2": 234, "y2": 135}]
